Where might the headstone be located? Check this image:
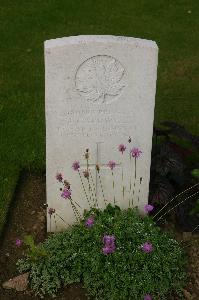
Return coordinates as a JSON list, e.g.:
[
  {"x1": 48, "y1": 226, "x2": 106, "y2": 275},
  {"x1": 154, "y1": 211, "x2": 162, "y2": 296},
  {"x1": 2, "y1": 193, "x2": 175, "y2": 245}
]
[{"x1": 45, "y1": 35, "x2": 158, "y2": 231}]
